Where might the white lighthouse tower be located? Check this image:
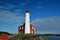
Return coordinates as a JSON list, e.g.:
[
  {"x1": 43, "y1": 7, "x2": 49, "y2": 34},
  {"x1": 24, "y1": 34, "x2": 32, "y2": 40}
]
[{"x1": 25, "y1": 10, "x2": 30, "y2": 34}]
